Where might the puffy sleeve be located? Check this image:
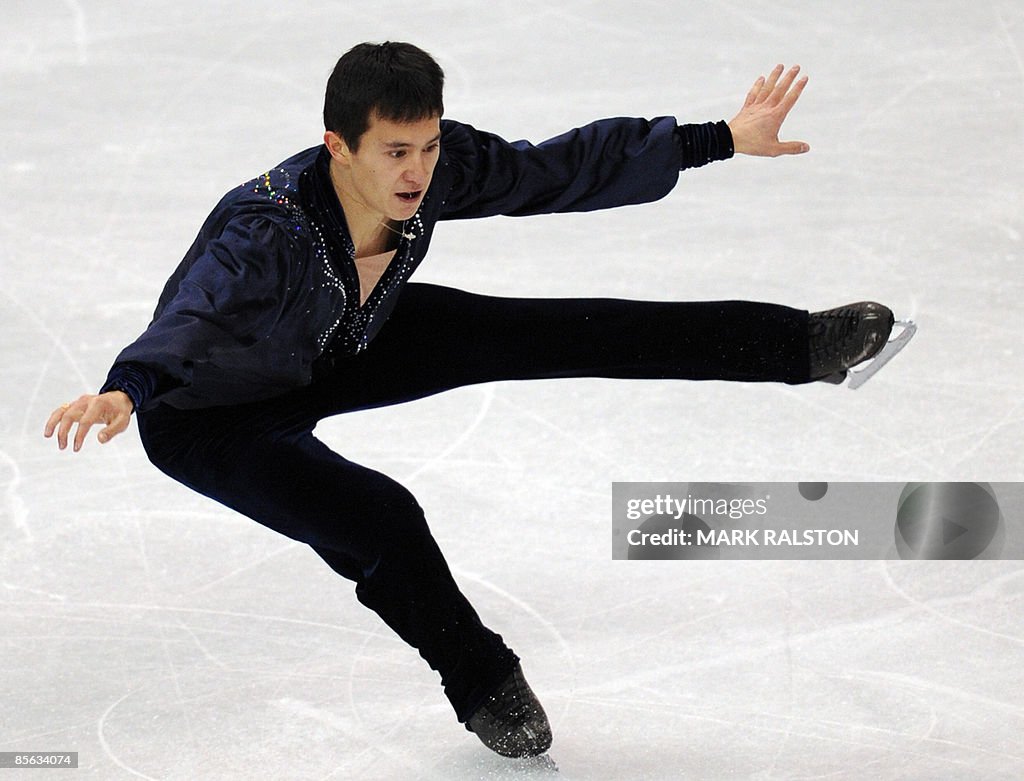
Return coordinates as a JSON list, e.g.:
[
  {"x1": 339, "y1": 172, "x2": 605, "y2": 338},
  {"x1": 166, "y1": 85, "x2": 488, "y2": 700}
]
[
  {"x1": 438, "y1": 116, "x2": 684, "y2": 220},
  {"x1": 101, "y1": 214, "x2": 316, "y2": 411}
]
